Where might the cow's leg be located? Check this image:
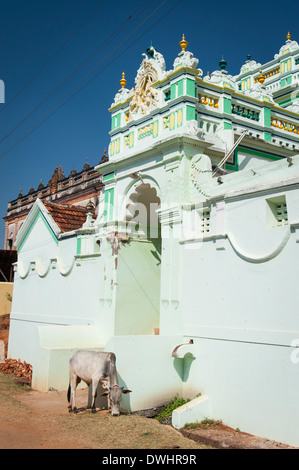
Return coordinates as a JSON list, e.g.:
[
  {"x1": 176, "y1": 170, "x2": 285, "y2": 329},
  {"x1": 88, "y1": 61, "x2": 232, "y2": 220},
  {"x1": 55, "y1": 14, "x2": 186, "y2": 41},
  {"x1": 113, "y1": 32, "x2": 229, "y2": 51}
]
[
  {"x1": 91, "y1": 379, "x2": 98, "y2": 413},
  {"x1": 69, "y1": 373, "x2": 80, "y2": 413}
]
